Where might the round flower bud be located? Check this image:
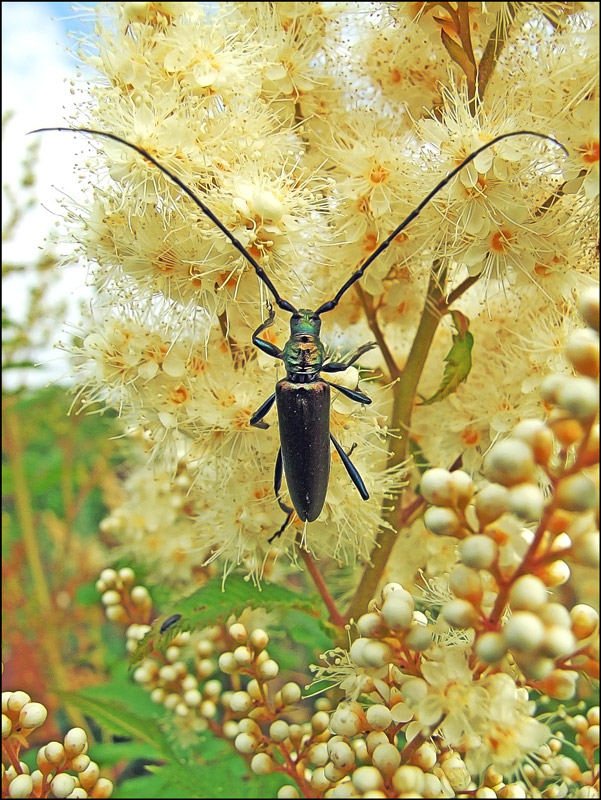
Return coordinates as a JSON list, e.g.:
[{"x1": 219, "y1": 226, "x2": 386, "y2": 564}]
[
  {"x1": 249, "y1": 629, "x2": 269, "y2": 651},
  {"x1": 269, "y1": 719, "x2": 290, "y2": 742},
  {"x1": 44, "y1": 741, "x2": 66, "y2": 765},
  {"x1": 556, "y1": 474, "x2": 598, "y2": 513},
  {"x1": 381, "y1": 592, "x2": 413, "y2": 631},
  {"x1": 475, "y1": 483, "x2": 510, "y2": 526},
  {"x1": 2, "y1": 713, "x2": 12, "y2": 738},
  {"x1": 18, "y1": 702, "x2": 48, "y2": 731},
  {"x1": 64, "y1": 727, "x2": 88, "y2": 757},
  {"x1": 328, "y1": 739, "x2": 355, "y2": 770},
  {"x1": 450, "y1": 470, "x2": 475, "y2": 508},
  {"x1": 229, "y1": 691, "x2": 252, "y2": 714},
  {"x1": 366, "y1": 704, "x2": 392, "y2": 731},
  {"x1": 442, "y1": 599, "x2": 479, "y2": 628},
  {"x1": 7, "y1": 691, "x2": 31, "y2": 713},
  {"x1": 513, "y1": 420, "x2": 554, "y2": 464},
  {"x1": 424, "y1": 506, "x2": 461, "y2": 536},
  {"x1": 329, "y1": 704, "x2": 364, "y2": 737},
  {"x1": 508, "y1": 483, "x2": 545, "y2": 521},
  {"x1": 578, "y1": 286, "x2": 600, "y2": 331},
  {"x1": 357, "y1": 612, "x2": 383, "y2": 637},
  {"x1": 539, "y1": 559, "x2": 571, "y2": 587},
  {"x1": 98, "y1": 568, "x2": 118, "y2": 588},
  {"x1": 118, "y1": 567, "x2": 135, "y2": 587},
  {"x1": 130, "y1": 585, "x2": 151, "y2": 606},
  {"x1": 235, "y1": 732, "x2": 258, "y2": 754},
  {"x1": 557, "y1": 377, "x2": 599, "y2": 420},
  {"x1": 100, "y1": 590, "x2": 121, "y2": 607},
  {"x1": 570, "y1": 604, "x2": 599, "y2": 639},
  {"x1": 228, "y1": 623, "x2": 248, "y2": 643},
  {"x1": 362, "y1": 640, "x2": 393, "y2": 668},
  {"x1": 7, "y1": 773, "x2": 34, "y2": 798},
  {"x1": 541, "y1": 625, "x2": 576, "y2": 658},
  {"x1": 459, "y1": 535, "x2": 497, "y2": 568},
  {"x1": 50, "y1": 773, "x2": 77, "y2": 797},
  {"x1": 509, "y1": 575, "x2": 548, "y2": 611},
  {"x1": 381, "y1": 583, "x2": 412, "y2": 601},
  {"x1": 89, "y1": 777, "x2": 113, "y2": 797},
  {"x1": 449, "y1": 564, "x2": 482, "y2": 605},
  {"x1": 392, "y1": 765, "x2": 425, "y2": 795},
  {"x1": 251, "y1": 753, "x2": 274, "y2": 775},
  {"x1": 309, "y1": 742, "x2": 329, "y2": 767},
  {"x1": 233, "y1": 646, "x2": 252, "y2": 667},
  {"x1": 566, "y1": 328, "x2": 599, "y2": 378},
  {"x1": 538, "y1": 669, "x2": 579, "y2": 700},
  {"x1": 372, "y1": 742, "x2": 401, "y2": 775},
  {"x1": 504, "y1": 611, "x2": 546, "y2": 652},
  {"x1": 257, "y1": 659, "x2": 279, "y2": 681},
  {"x1": 475, "y1": 632, "x2": 508, "y2": 664},
  {"x1": 71, "y1": 754, "x2": 91, "y2": 773},
  {"x1": 218, "y1": 652, "x2": 237, "y2": 675},
  {"x1": 413, "y1": 741, "x2": 437, "y2": 771},
  {"x1": 351, "y1": 765, "x2": 384, "y2": 793},
  {"x1": 401, "y1": 678, "x2": 428, "y2": 705},
  {"x1": 78, "y1": 761, "x2": 100, "y2": 790},
  {"x1": 404, "y1": 625, "x2": 432, "y2": 651},
  {"x1": 280, "y1": 682, "x2": 302, "y2": 706},
  {"x1": 540, "y1": 374, "x2": 569, "y2": 405},
  {"x1": 572, "y1": 532, "x2": 599, "y2": 567},
  {"x1": 276, "y1": 786, "x2": 300, "y2": 799},
  {"x1": 484, "y1": 439, "x2": 536, "y2": 486},
  {"x1": 420, "y1": 468, "x2": 456, "y2": 506},
  {"x1": 310, "y1": 767, "x2": 331, "y2": 791}
]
